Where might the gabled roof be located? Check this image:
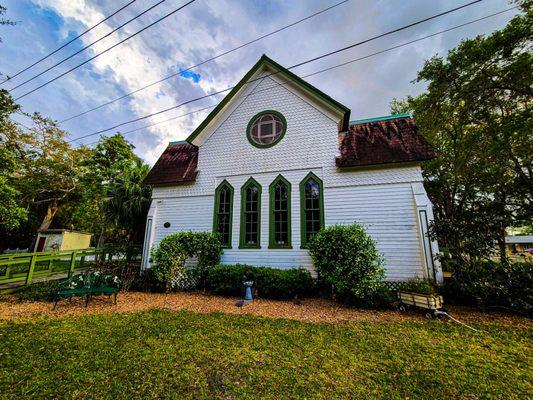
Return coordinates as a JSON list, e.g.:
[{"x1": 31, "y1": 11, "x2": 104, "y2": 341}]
[
  {"x1": 186, "y1": 54, "x2": 351, "y2": 144},
  {"x1": 143, "y1": 142, "x2": 198, "y2": 185},
  {"x1": 336, "y1": 114, "x2": 435, "y2": 168}
]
